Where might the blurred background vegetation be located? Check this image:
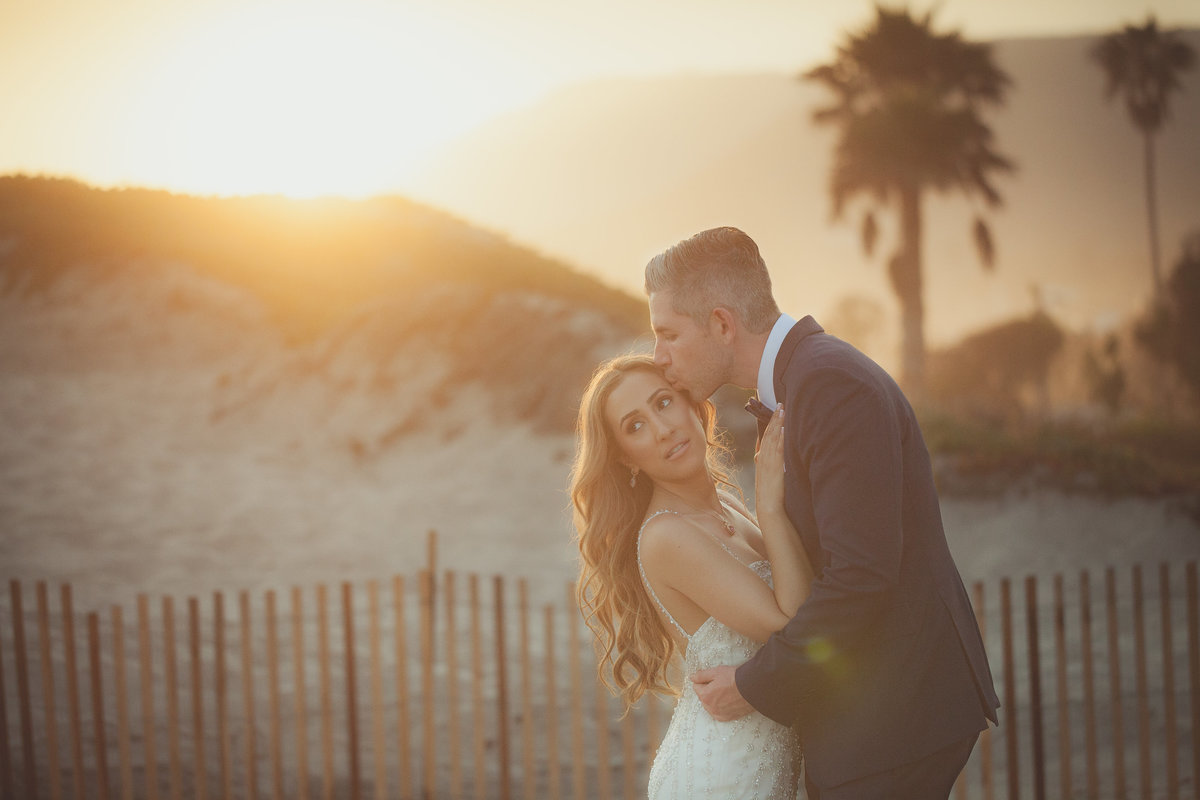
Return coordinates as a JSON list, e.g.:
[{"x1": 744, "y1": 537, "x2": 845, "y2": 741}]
[
  {"x1": 3, "y1": 172, "x2": 1196, "y2": 502},
  {"x1": 1, "y1": 8, "x2": 1197, "y2": 503}
]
